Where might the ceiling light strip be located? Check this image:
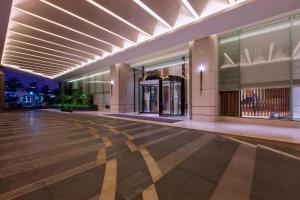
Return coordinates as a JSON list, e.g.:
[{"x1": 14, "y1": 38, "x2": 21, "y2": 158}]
[
  {"x1": 68, "y1": 70, "x2": 110, "y2": 82},
  {"x1": 3, "y1": 64, "x2": 53, "y2": 78},
  {"x1": 10, "y1": 20, "x2": 110, "y2": 53},
  {"x1": 4, "y1": 49, "x2": 78, "y2": 66},
  {"x1": 85, "y1": 0, "x2": 152, "y2": 37},
  {"x1": 8, "y1": 38, "x2": 90, "y2": 60},
  {"x1": 6, "y1": 45, "x2": 84, "y2": 64},
  {"x1": 3, "y1": 54, "x2": 73, "y2": 68},
  {"x1": 132, "y1": 0, "x2": 172, "y2": 29},
  {"x1": 3, "y1": 58, "x2": 70, "y2": 69},
  {"x1": 6, "y1": 44, "x2": 83, "y2": 64},
  {"x1": 229, "y1": 0, "x2": 240, "y2": 5},
  {"x1": 40, "y1": 0, "x2": 135, "y2": 44},
  {"x1": 9, "y1": 30, "x2": 99, "y2": 57},
  {"x1": 4, "y1": 61, "x2": 63, "y2": 72},
  {"x1": 19, "y1": 69, "x2": 59, "y2": 75},
  {"x1": 14, "y1": 6, "x2": 120, "y2": 49},
  {"x1": 180, "y1": 0, "x2": 199, "y2": 18},
  {"x1": 16, "y1": 66, "x2": 62, "y2": 74}
]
